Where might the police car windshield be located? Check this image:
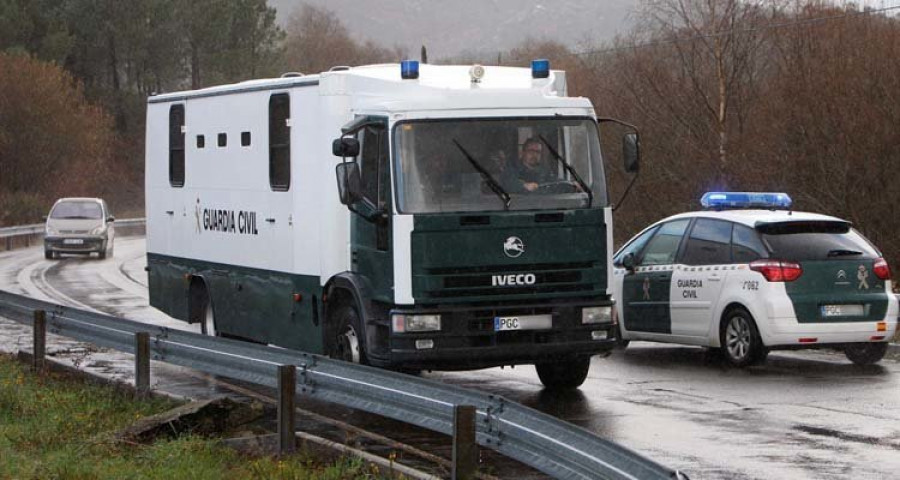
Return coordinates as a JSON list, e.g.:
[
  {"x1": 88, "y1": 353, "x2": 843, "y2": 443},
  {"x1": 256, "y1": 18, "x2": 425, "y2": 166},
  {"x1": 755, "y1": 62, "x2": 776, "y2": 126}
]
[
  {"x1": 758, "y1": 222, "x2": 879, "y2": 261},
  {"x1": 393, "y1": 118, "x2": 607, "y2": 213},
  {"x1": 50, "y1": 201, "x2": 102, "y2": 220}
]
